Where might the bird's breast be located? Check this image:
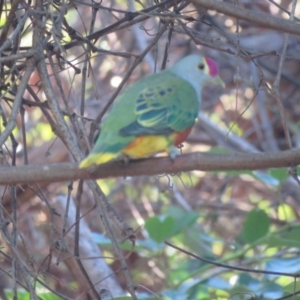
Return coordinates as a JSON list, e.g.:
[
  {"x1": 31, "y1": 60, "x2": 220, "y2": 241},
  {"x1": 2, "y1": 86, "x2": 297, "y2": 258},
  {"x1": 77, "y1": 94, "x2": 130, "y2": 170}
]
[{"x1": 173, "y1": 127, "x2": 192, "y2": 146}]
